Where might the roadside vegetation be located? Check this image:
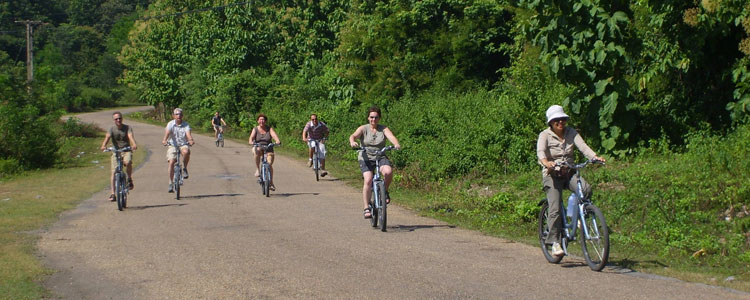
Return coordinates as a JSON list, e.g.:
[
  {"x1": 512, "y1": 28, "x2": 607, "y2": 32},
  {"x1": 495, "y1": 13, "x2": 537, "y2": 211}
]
[
  {"x1": 2, "y1": 0, "x2": 750, "y2": 294},
  {"x1": 0, "y1": 119, "x2": 145, "y2": 299}
]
